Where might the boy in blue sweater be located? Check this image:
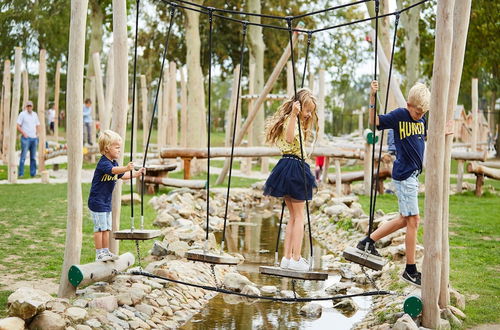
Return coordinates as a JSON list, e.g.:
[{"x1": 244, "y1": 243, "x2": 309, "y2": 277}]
[{"x1": 88, "y1": 130, "x2": 145, "y2": 261}]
